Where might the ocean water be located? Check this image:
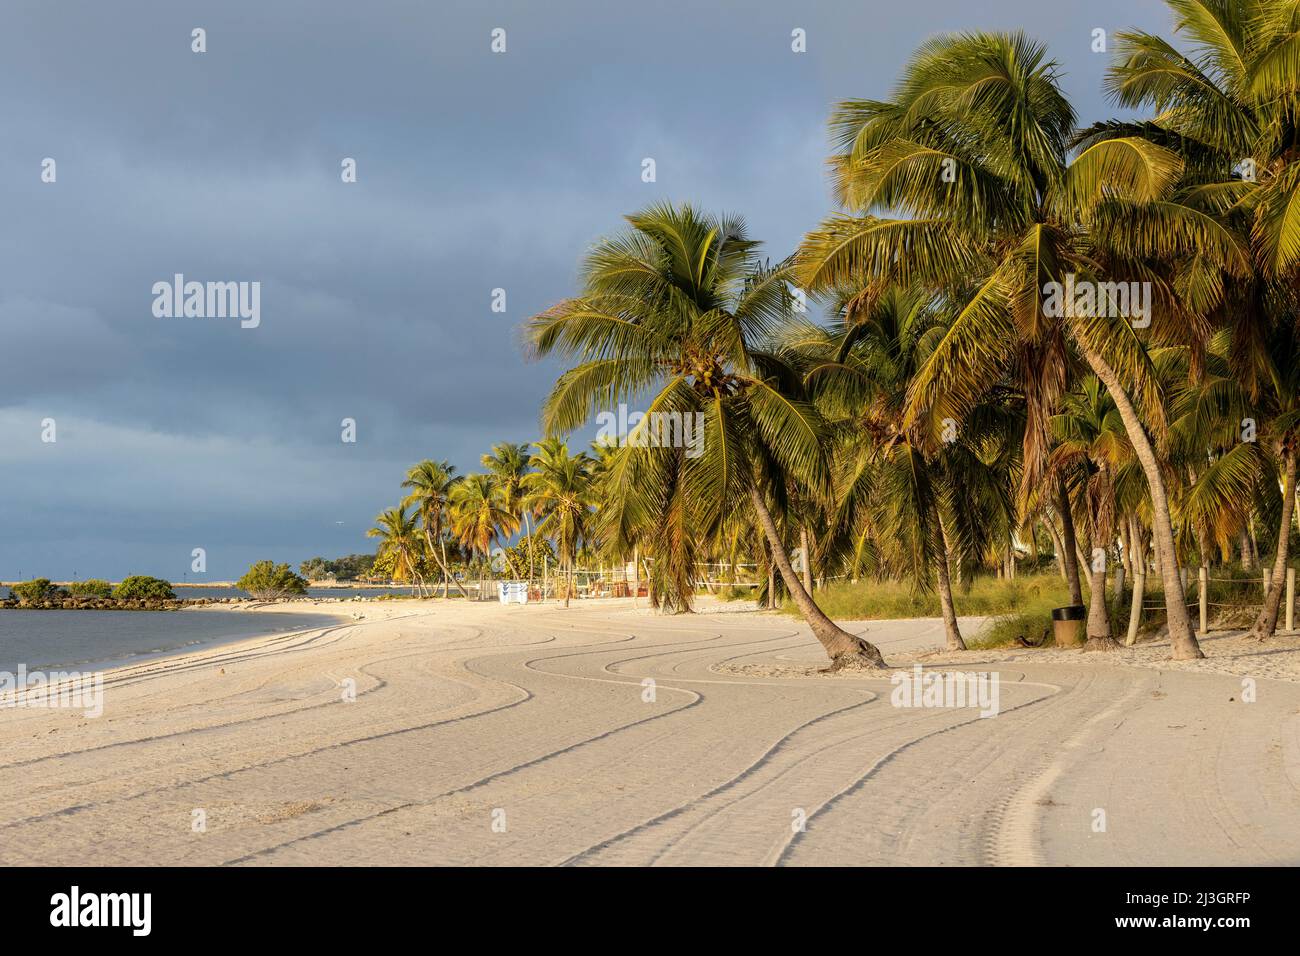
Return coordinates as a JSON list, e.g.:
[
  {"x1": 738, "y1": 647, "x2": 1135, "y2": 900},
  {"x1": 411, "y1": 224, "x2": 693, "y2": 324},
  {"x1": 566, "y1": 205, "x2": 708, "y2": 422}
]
[
  {"x1": 0, "y1": 585, "x2": 418, "y2": 602},
  {"x1": 0, "y1": 609, "x2": 340, "y2": 673}
]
